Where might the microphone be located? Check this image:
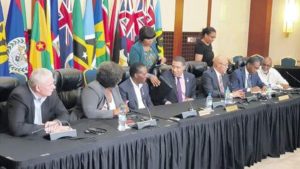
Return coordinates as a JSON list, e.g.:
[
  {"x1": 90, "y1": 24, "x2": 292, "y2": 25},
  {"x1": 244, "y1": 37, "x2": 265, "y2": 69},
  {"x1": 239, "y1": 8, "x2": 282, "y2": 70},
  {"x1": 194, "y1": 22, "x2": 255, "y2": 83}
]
[{"x1": 285, "y1": 71, "x2": 300, "y2": 84}]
